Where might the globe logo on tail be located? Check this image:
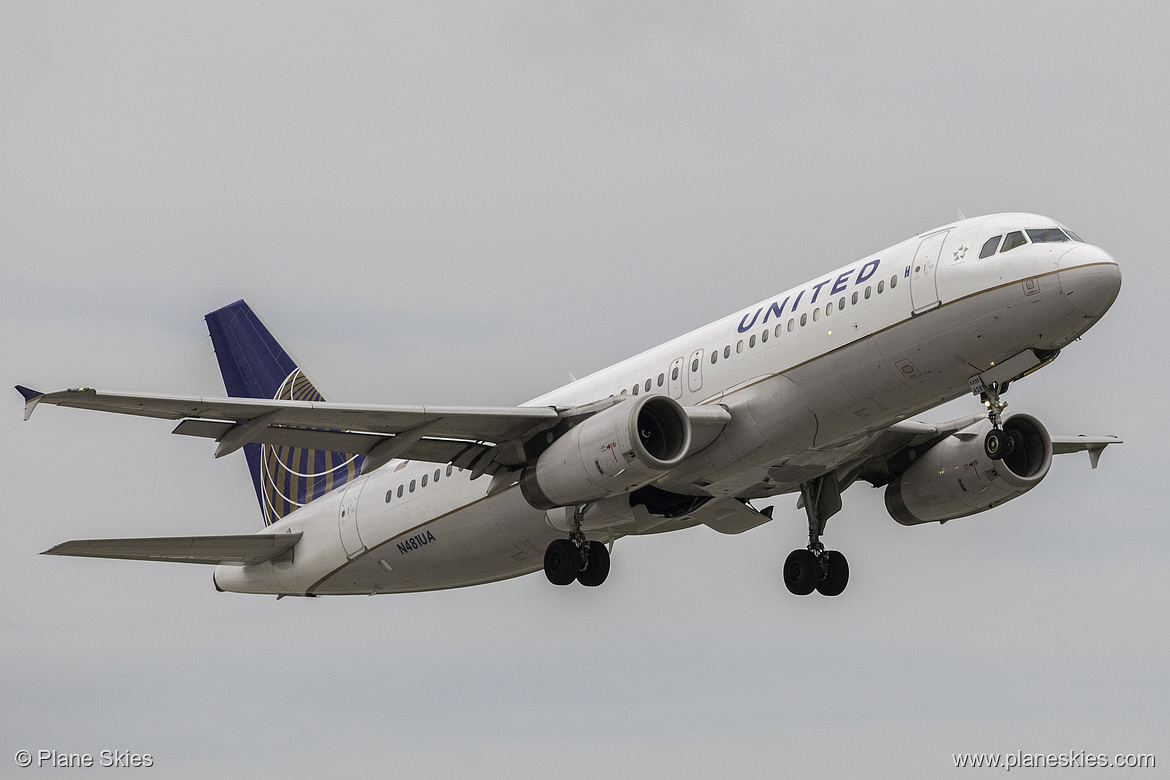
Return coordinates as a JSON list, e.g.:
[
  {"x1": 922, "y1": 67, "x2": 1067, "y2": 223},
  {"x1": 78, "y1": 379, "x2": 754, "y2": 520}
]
[{"x1": 259, "y1": 369, "x2": 364, "y2": 526}]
